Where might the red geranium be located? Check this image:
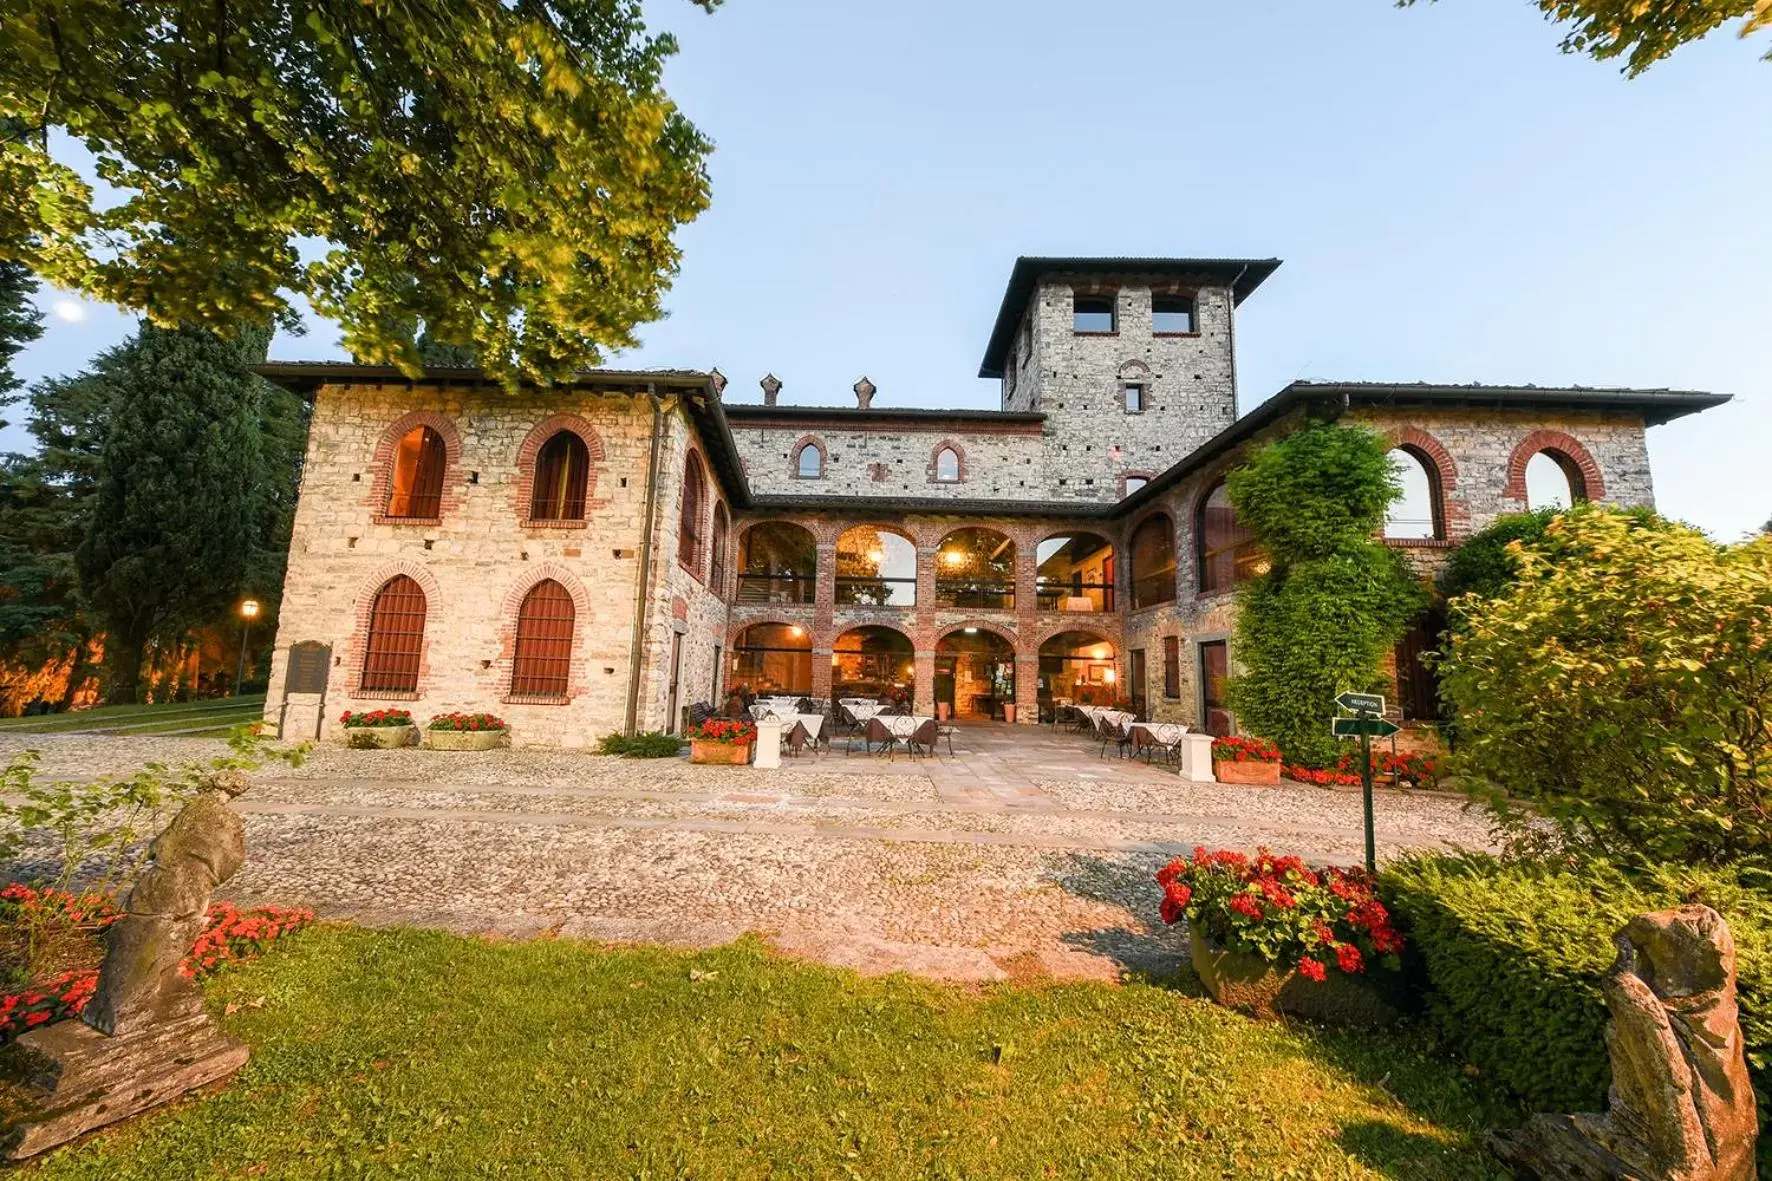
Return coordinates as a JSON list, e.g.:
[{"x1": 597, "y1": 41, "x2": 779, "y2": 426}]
[
  {"x1": 1152, "y1": 845, "x2": 1405, "y2": 981},
  {"x1": 688, "y1": 719, "x2": 756, "y2": 744},
  {"x1": 427, "y1": 712, "x2": 506, "y2": 732},
  {"x1": 1210, "y1": 735, "x2": 1281, "y2": 763}
]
